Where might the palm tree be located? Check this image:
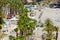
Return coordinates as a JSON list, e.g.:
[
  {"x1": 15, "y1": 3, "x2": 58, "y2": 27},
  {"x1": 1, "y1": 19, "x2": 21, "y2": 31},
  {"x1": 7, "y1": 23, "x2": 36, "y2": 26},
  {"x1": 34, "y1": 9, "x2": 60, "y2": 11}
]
[
  {"x1": 14, "y1": 28, "x2": 18, "y2": 37},
  {"x1": 17, "y1": 1, "x2": 37, "y2": 40},
  {"x1": 43, "y1": 19, "x2": 56, "y2": 40},
  {"x1": 17, "y1": 12, "x2": 37, "y2": 36}
]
